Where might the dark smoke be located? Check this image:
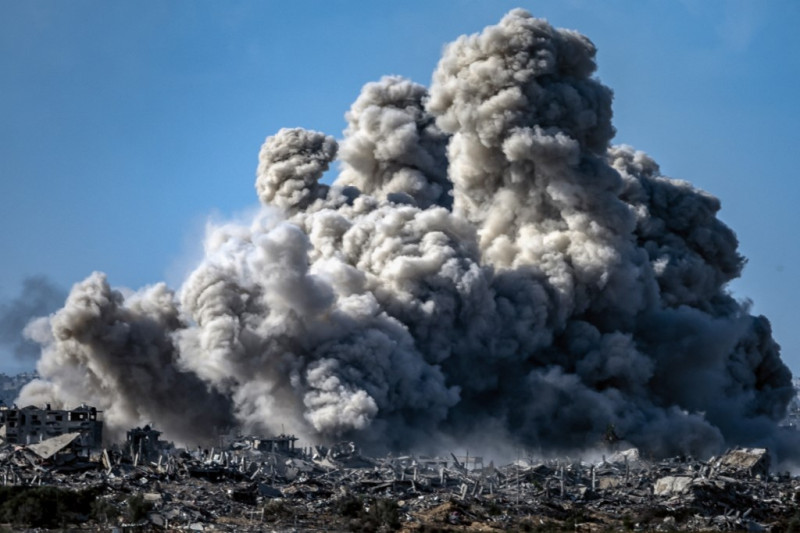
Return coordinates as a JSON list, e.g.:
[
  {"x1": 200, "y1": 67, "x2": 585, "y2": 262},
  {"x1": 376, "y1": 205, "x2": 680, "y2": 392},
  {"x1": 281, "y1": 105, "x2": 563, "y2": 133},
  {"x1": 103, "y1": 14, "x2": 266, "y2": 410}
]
[
  {"x1": 0, "y1": 275, "x2": 65, "y2": 363},
  {"x1": 19, "y1": 9, "x2": 796, "y2": 458}
]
